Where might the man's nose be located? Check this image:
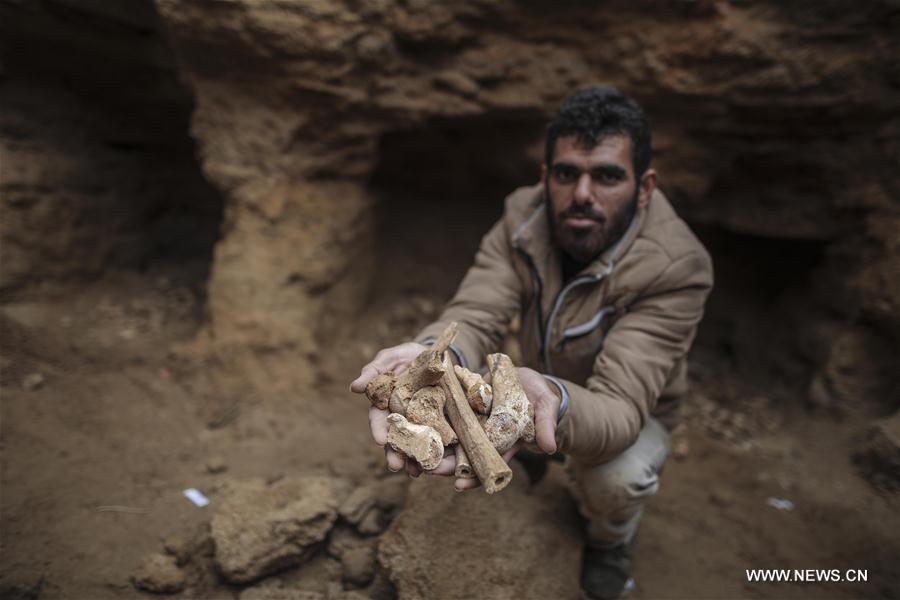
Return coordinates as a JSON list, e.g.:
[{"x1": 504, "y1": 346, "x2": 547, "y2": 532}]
[{"x1": 573, "y1": 173, "x2": 592, "y2": 204}]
